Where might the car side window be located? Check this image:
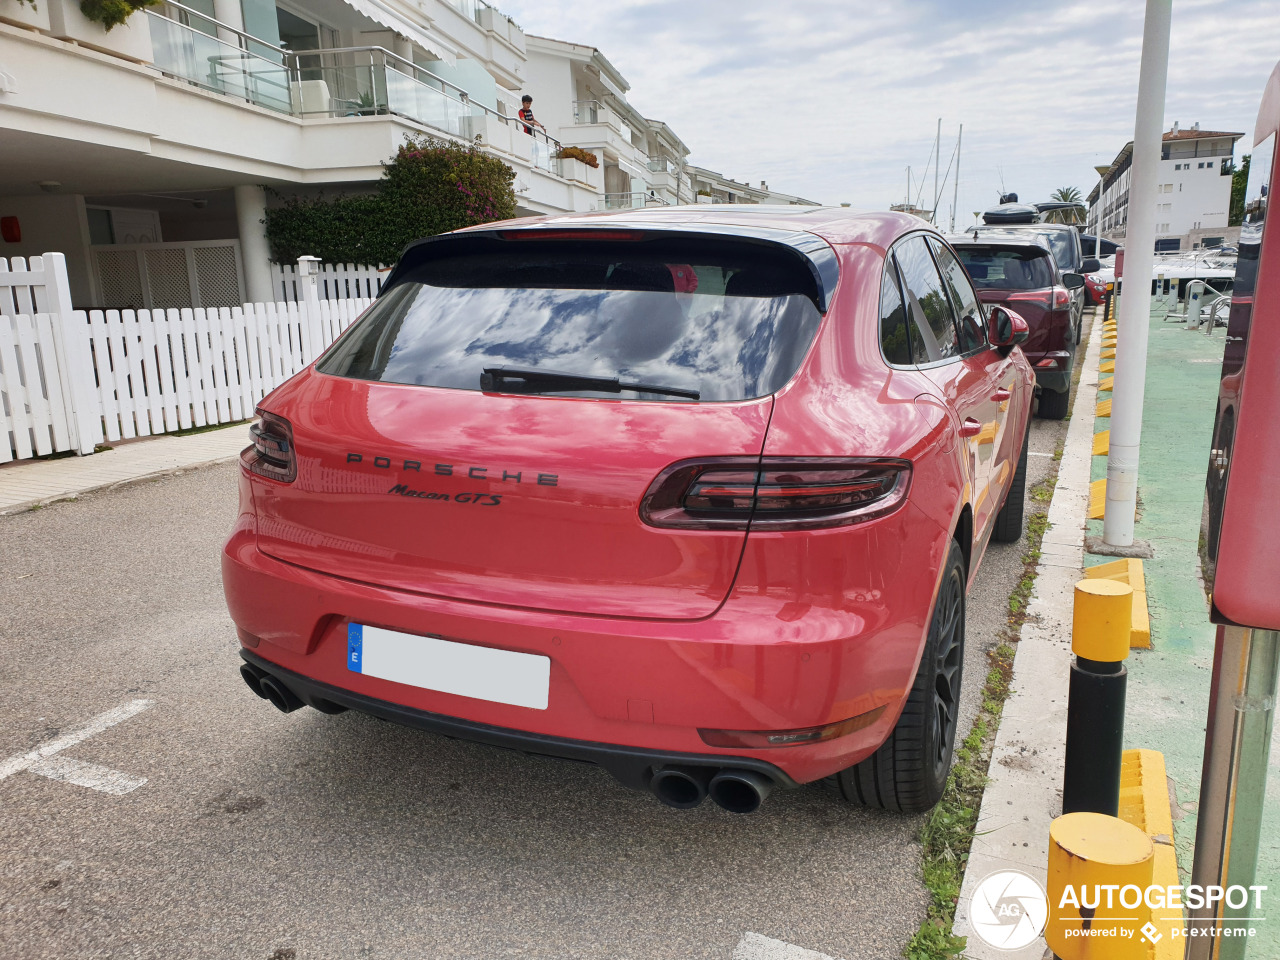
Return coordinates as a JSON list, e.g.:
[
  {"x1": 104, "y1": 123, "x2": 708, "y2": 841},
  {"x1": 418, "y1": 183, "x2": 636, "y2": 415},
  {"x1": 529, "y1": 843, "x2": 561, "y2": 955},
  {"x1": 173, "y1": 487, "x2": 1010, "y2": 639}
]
[
  {"x1": 893, "y1": 235, "x2": 959, "y2": 363},
  {"x1": 929, "y1": 238, "x2": 987, "y2": 354},
  {"x1": 879, "y1": 258, "x2": 914, "y2": 366}
]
